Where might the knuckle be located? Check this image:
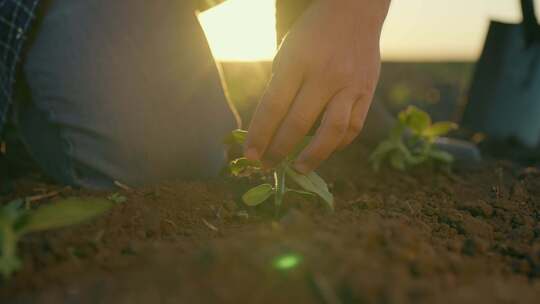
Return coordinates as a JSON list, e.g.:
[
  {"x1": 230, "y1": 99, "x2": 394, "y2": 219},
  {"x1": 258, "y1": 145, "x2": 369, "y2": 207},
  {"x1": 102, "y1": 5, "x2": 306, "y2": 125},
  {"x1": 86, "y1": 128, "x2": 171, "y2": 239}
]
[
  {"x1": 328, "y1": 120, "x2": 348, "y2": 134},
  {"x1": 326, "y1": 64, "x2": 356, "y2": 84},
  {"x1": 304, "y1": 151, "x2": 325, "y2": 165}
]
